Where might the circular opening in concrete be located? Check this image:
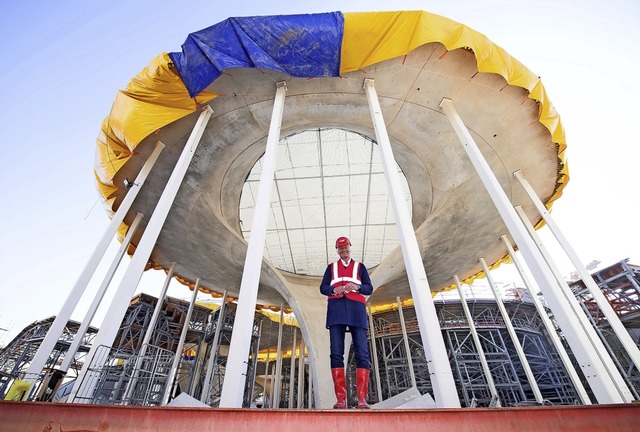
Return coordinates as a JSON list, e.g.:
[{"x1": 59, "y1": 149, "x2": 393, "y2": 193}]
[{"x1": 239, "y1": 128, "x2": 412, "y2": 276}]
